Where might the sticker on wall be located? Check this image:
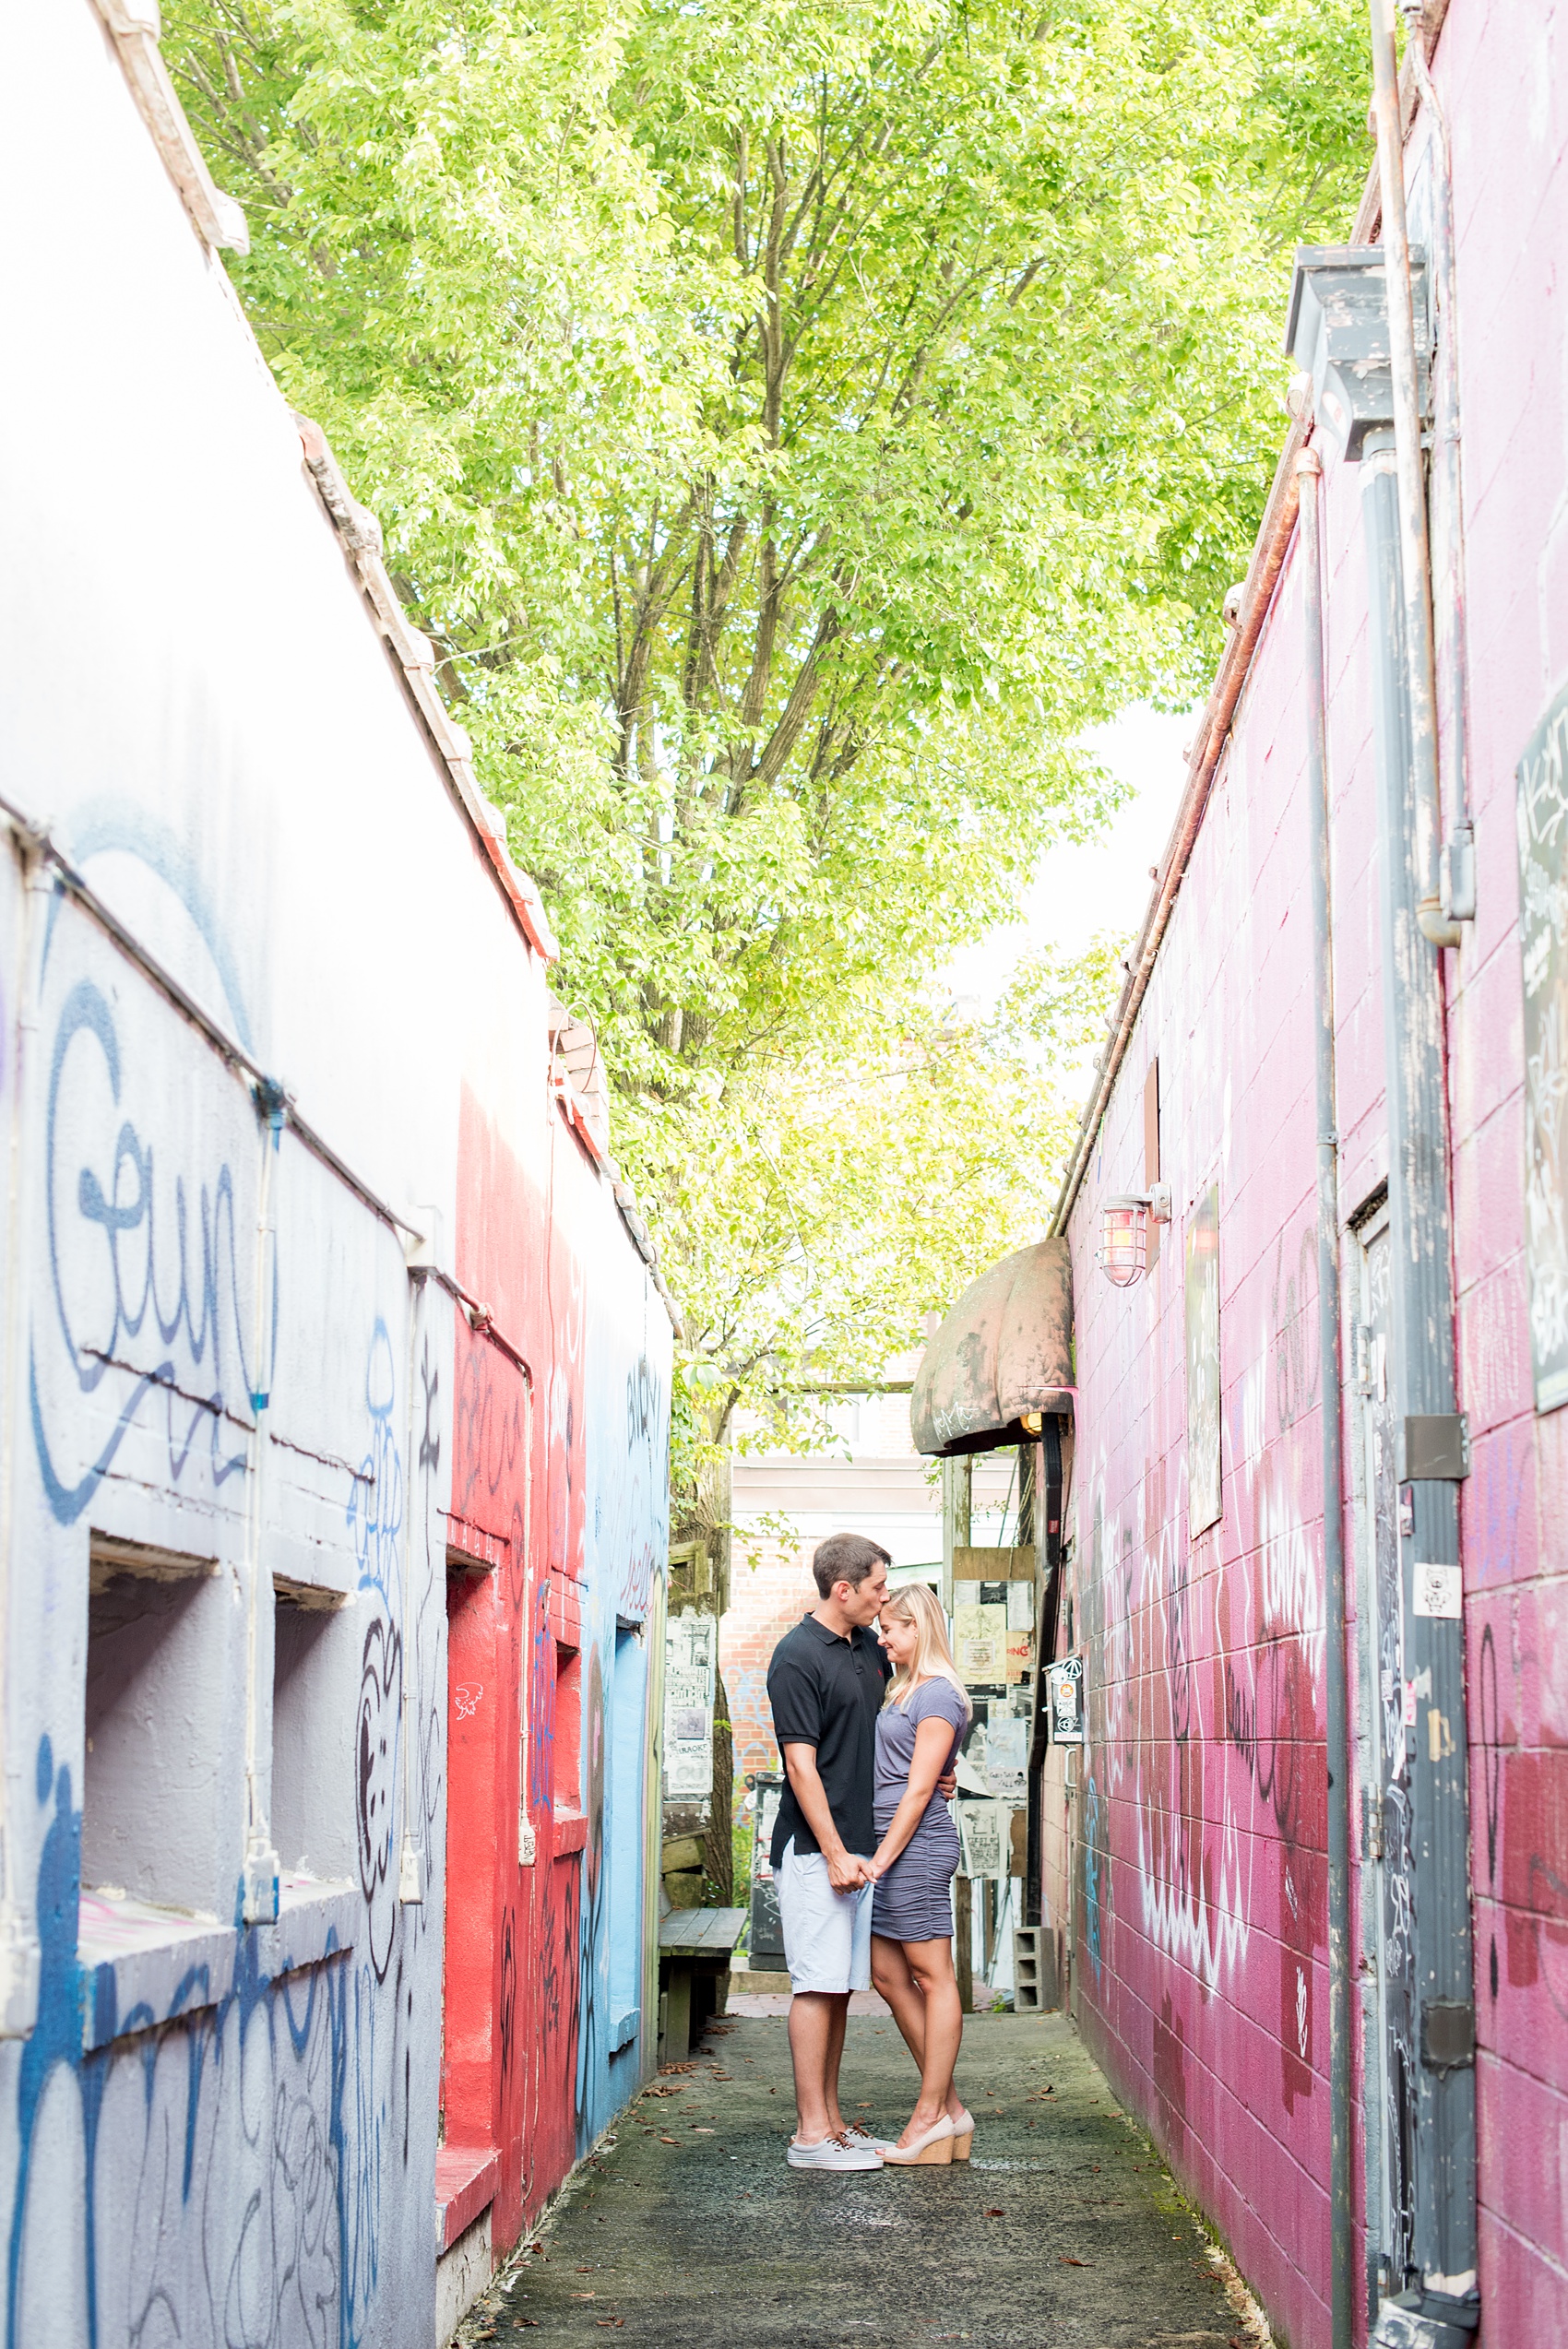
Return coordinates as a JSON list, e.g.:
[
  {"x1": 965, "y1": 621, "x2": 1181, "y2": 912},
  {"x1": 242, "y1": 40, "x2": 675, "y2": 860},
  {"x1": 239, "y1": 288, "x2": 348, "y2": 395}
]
[
  {"x1": 1412, "y1": 1561, "x2": 1463, "y2": 1619},
  {"x1": 1185, "y1": 1182, "x2": 1222, "y2": 1534},
  {"x1": 1047, "y1": 1655, "x2": 1085, "y2": 1745},
  {"x1": 1516, "y1": 676, "x2": 1568, "y2": 1409}
]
